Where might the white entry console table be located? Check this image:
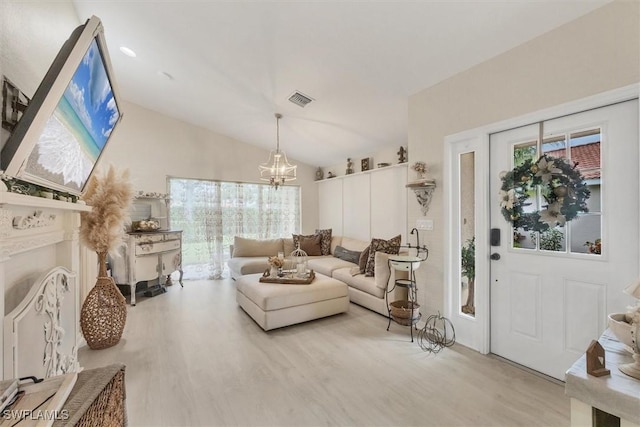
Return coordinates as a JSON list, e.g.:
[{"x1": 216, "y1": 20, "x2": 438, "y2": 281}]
[
  {"x1": 565, "y1": 329, "x2": 640, "y2": 427},
  {"x1": 111, "y1": 230, "x2": 183, "y2": 305}
]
